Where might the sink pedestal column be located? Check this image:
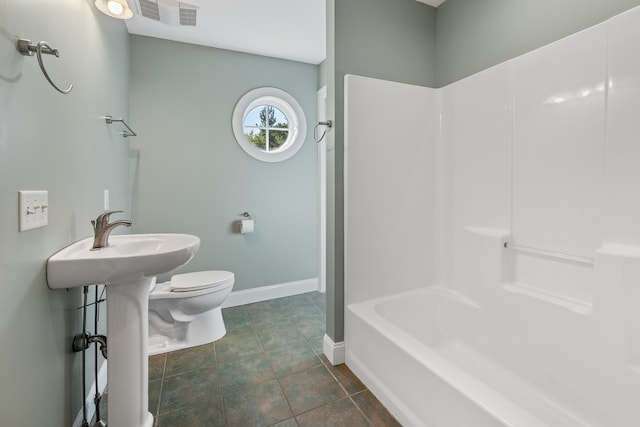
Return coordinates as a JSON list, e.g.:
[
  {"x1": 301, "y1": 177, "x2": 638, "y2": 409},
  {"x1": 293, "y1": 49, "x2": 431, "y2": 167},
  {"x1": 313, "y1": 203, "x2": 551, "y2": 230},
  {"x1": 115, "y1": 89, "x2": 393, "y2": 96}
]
[{"x1": 106, "y1": 277, "x2": 154, "y2": 427}]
